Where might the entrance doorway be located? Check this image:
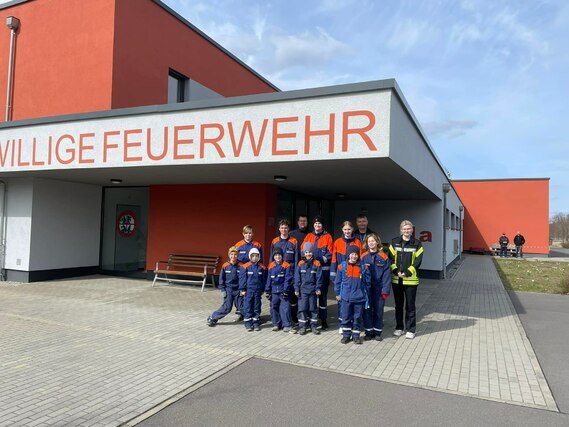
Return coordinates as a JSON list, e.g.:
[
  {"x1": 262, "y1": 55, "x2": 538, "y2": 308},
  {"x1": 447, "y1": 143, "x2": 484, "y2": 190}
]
[
  {"x1": 277, "y1": 189, "x2": 334, "y2": 235},
  {"x1": 100, "y1": 187, "x2": 149, "y2": 278}
]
